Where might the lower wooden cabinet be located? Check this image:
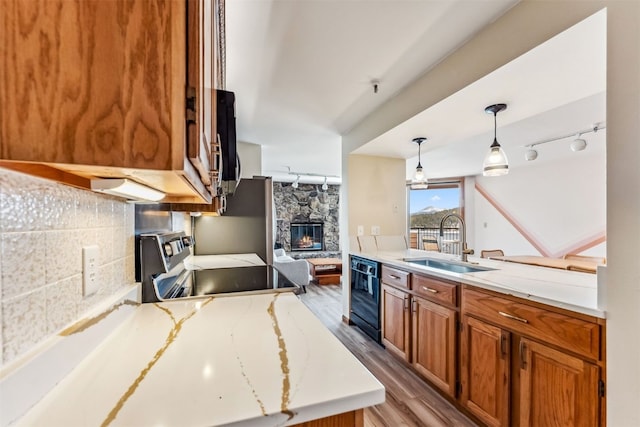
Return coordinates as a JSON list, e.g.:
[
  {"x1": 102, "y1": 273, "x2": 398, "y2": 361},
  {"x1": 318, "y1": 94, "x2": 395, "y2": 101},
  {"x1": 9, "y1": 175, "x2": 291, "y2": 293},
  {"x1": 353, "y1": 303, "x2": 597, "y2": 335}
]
[
  {"x1": 381, "y1": 284, "x2": 411, "y2": 361},
  {"x1": 412, "y1": 296, "x2": 457, "y2": 397},
  {"x1": 380, "y1": 270, "x2": 606, "y2": 427},
  {"x1": 460, "y1": 315, "x2": 510, "y2": 427},
  {"x1": 381, "y1": 279, "x2": 458, "y2": 398},
  {"x1": 519, "y1": 338, "x2": 599, "y2": 426},
  {"x1": 460, "y1": 286, "x2": 604, "y2": 427}
]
